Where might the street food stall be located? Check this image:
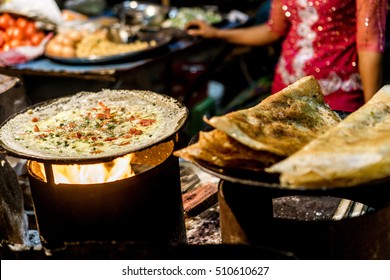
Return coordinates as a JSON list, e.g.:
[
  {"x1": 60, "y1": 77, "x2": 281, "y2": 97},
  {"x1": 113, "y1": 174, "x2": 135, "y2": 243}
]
[
  {"x1": 1, "y1": 0, "x2": 390, "y2": 262},
  {"x1": 0, "y1": 1, "x2": 237, "y2": 105},
  {"x1": 0, "y1": 0, "x2": 266, "y2": 259}
]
